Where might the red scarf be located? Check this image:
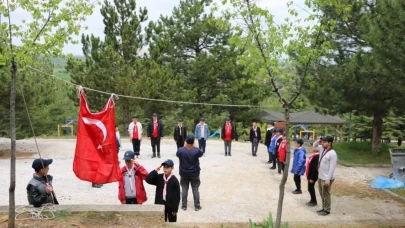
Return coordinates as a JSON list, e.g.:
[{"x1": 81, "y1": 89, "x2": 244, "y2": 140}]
[{"x1": 306, "y1": 152, "x2": 319, "y2": 178}]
